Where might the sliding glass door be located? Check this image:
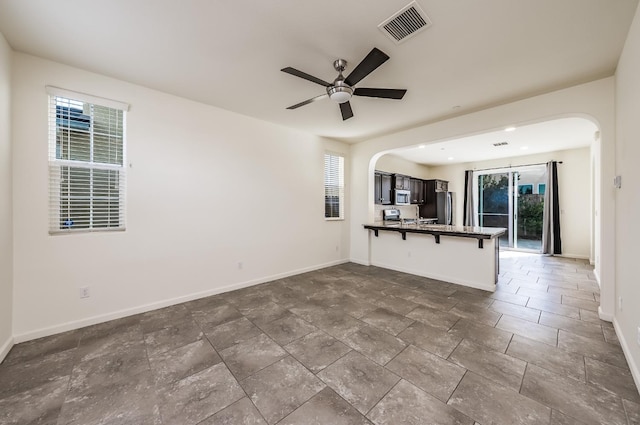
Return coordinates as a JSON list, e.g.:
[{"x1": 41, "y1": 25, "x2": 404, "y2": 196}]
[{"x1": 477, "y1": 165, "x2": 546, "y2": 251}]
